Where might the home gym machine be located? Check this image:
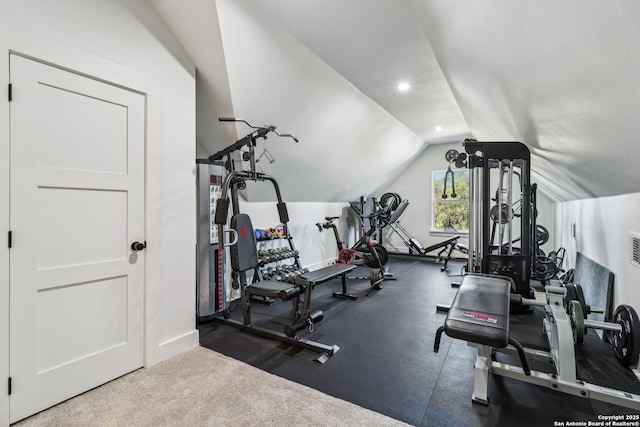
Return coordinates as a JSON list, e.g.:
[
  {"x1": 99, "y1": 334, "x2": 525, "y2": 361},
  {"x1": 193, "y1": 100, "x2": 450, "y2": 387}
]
[
  {"x1": 209, "y1": 118, "x2": 355, "y2": 362},
  {"x1": 434, "y1": 274, "x2": 640, "y2": 409},
  {"x1": 196, "y1": 159, "x2": 227, "y2": 321},
  {"x1": 348, "y1": 191, "x2": 464, "y2": 272},
  {"x1": 460, "y1": 140, "x2": 534, "y2": 298}
]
